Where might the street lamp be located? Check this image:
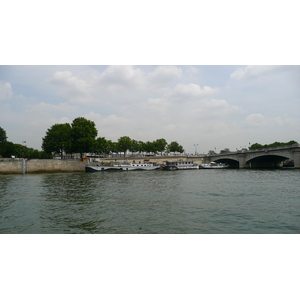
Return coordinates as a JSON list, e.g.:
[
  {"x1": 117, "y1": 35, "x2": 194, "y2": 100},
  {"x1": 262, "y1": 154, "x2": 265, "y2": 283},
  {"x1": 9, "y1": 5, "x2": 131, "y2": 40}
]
[
  {"x1": 22, "y1": 141, "x2": 26, "y2": 158},
  {"x1": 193, "y1": 144, "x2": 198, "y2": 155},
  {"x1": 21, "y1": 141, "x2": 26, "y2": 174}
]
